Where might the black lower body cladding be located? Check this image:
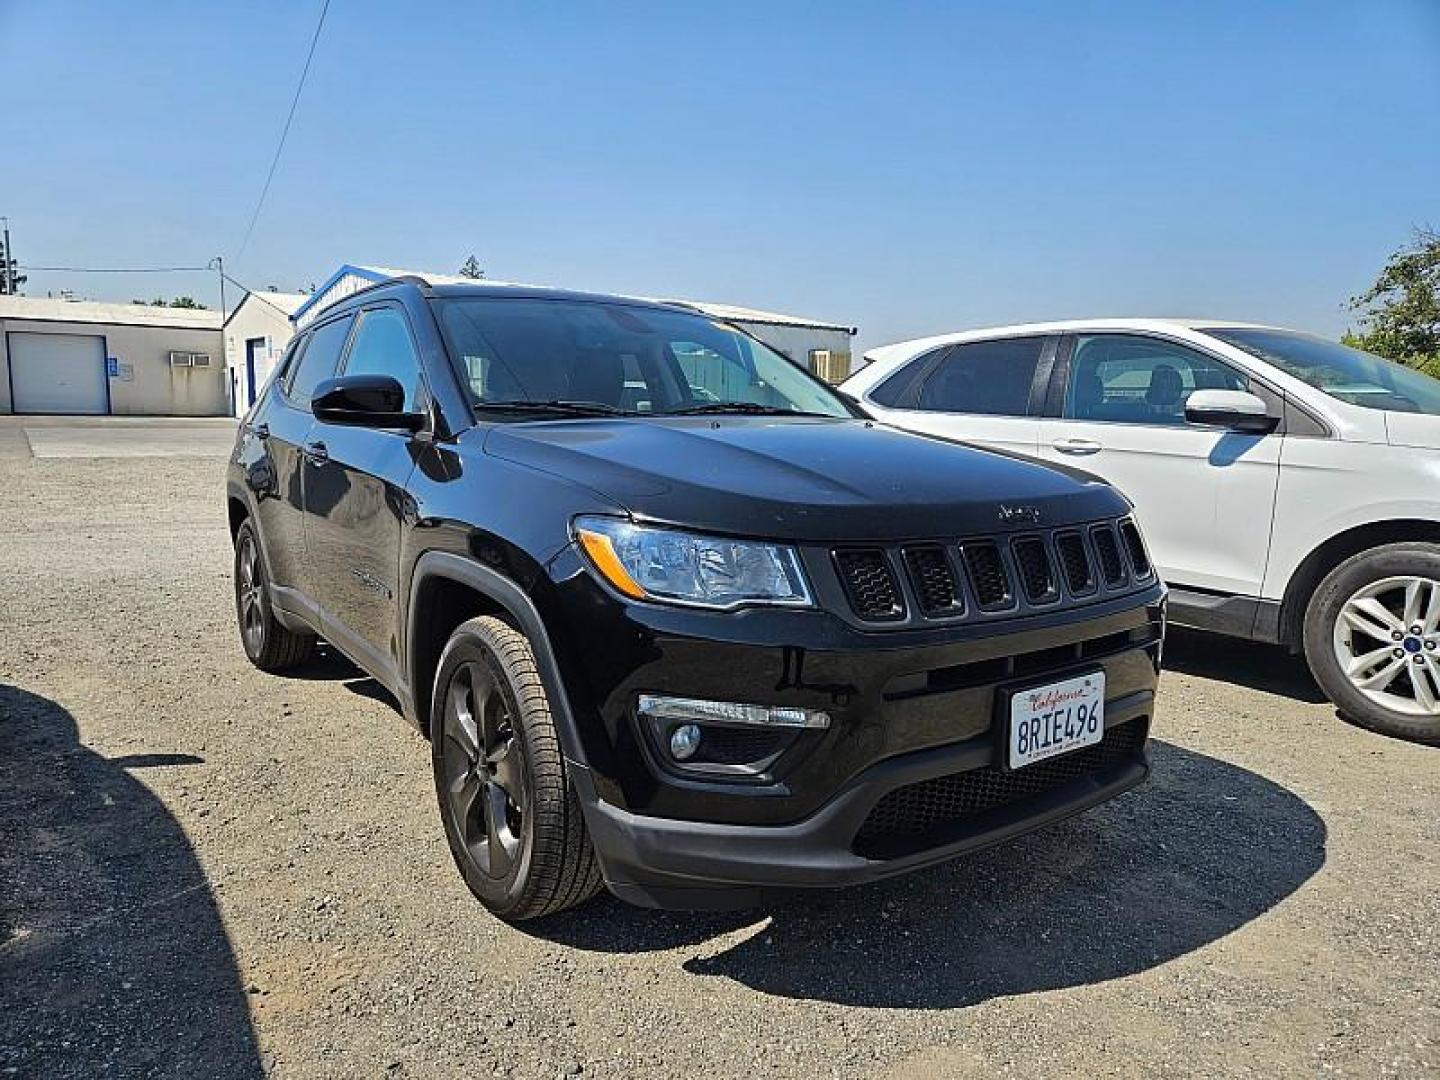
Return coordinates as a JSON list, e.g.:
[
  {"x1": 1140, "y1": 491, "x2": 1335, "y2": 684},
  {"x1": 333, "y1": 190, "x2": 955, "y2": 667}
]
[{"x1": 539, "y1": 552, "x2": 1166, "y2": 909}]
